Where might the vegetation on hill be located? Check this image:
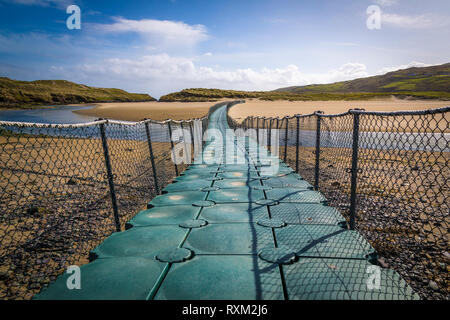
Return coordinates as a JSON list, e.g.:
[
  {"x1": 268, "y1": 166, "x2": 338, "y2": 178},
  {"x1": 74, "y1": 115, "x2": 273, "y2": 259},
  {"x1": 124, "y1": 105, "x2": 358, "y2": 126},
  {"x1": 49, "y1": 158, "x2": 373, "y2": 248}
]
[
  {"x1": 160, "y1": 63, "x2": 450, "y2": 102},
  {"x1": 275, "y1": 63, "x2": 450, "y2": 94},
  {"x1": 2, "y1": 63, "x2": 448, "y2": 107},
  {"x1": 159, "y1": 88, "x2": 450, "y2": 102},
  {"x1": 0, "y1": 77, "x2": 156, "y2": 109}
]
